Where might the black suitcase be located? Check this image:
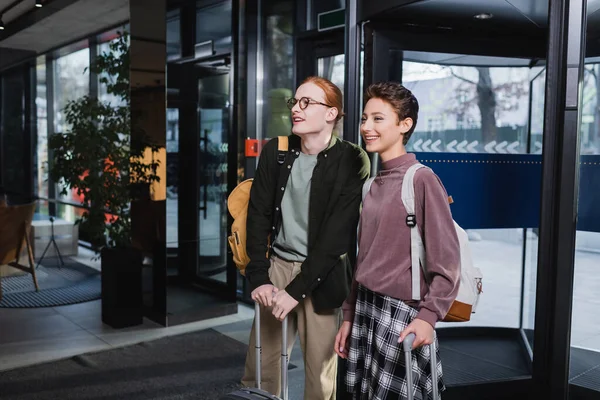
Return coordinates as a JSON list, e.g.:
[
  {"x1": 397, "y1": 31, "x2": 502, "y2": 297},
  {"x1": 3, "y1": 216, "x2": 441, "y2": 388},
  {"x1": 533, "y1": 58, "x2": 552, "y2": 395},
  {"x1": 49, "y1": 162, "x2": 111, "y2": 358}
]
[
  {"x1": 403, "y1": 332, "x2": 440, "y2": 400},
  {"x1": 221, "y1": 303, "x2": 289, "y2": 399}
]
